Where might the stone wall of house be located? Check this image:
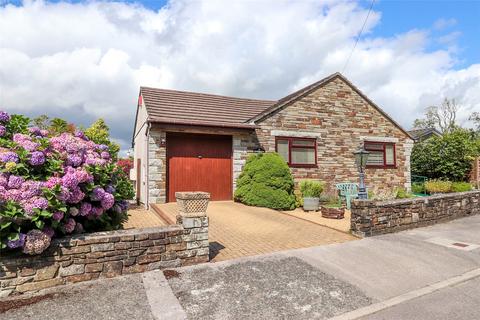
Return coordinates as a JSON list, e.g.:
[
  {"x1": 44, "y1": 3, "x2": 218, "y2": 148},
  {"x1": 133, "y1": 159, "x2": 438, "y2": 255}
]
[
  {"x1": 0, "y1": 213, "x2": 208, "y2": 297},
  {"x1": 148, "y1": 128, "x2": 167, "y2": 204},
  {"x1": 255, "y1": 77, "x2": 414, "y2": 195},
  {"x1": 232, "y1": 133, "x2": 259, "y2": 191},
  {"x1": 351, "y1": 191, "x2": 480, "y2": 237}
]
